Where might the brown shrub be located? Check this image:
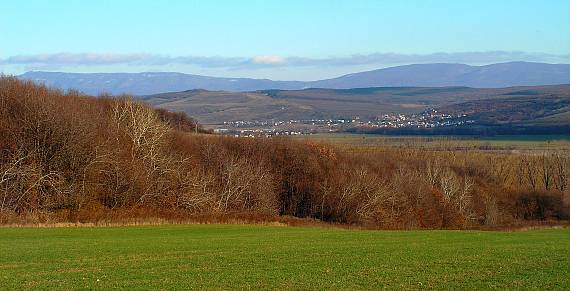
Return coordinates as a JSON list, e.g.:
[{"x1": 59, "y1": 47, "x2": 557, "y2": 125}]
[{"x1": 1, "y1": 76, "x2": 568, "y2": 228}]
